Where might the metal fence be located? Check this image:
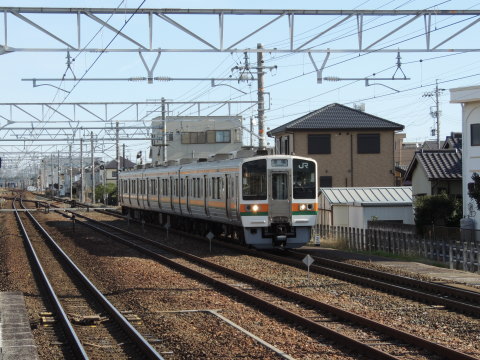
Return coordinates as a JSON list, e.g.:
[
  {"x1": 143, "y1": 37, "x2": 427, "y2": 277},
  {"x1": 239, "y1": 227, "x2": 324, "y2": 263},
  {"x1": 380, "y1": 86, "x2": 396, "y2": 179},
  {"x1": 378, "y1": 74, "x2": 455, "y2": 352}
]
[{"x1": 314, "y1": 224, "x2": 479, "y2": 273}]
